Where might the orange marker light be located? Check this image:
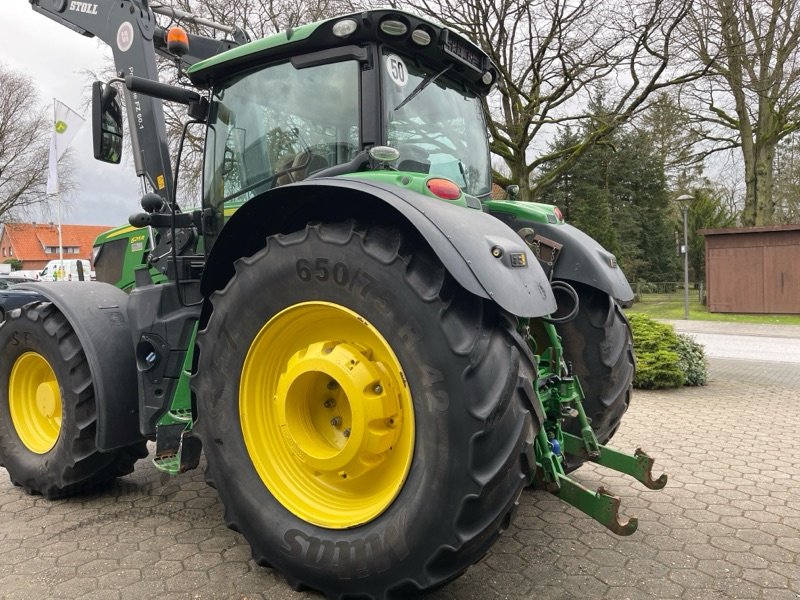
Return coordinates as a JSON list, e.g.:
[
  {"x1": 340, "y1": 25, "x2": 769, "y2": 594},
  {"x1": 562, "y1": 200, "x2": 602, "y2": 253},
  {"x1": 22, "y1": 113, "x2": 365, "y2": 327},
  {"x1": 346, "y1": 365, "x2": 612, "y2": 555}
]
[
  {"x1": 426, "y1": 178, "x2": 462, "y2": 200},
  {"x1": 167, "y1": 27, "x2": 190, "y2": 57},
  {"x1": 554, "y1": 206, "x2": 564, "y2": 221}
]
